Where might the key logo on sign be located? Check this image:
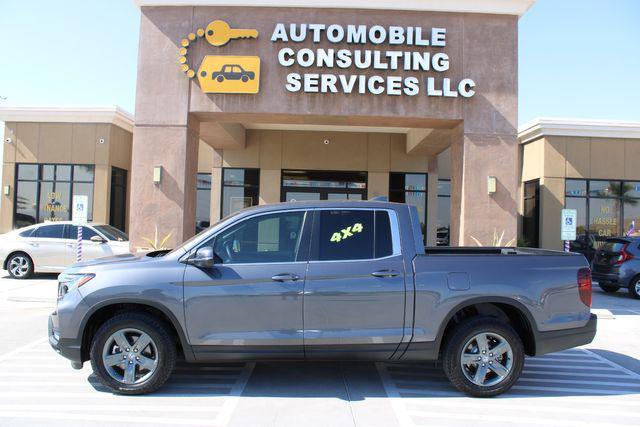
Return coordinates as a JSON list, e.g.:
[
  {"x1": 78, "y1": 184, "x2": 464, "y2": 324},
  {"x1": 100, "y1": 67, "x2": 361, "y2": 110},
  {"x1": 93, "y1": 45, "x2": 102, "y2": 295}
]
[{"x1": 178, "y1": 20, "x2": 261, "y2": 94}]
